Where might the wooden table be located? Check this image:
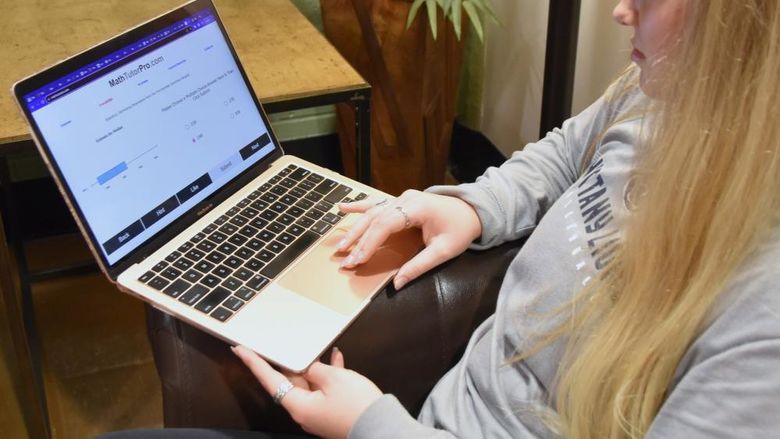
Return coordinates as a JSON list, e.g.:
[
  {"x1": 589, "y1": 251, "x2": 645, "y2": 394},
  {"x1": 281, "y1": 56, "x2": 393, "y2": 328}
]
[{"x1": 0, "y1": 1, "x2": 370, "y2": 437}]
